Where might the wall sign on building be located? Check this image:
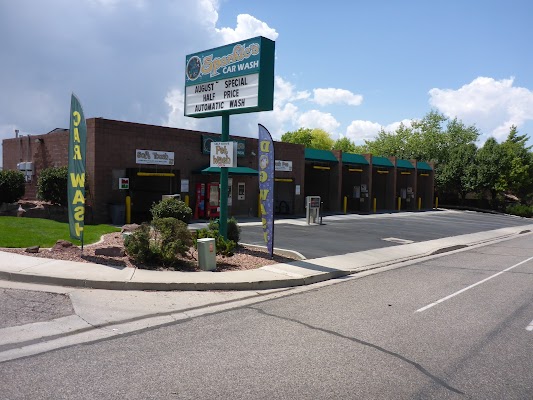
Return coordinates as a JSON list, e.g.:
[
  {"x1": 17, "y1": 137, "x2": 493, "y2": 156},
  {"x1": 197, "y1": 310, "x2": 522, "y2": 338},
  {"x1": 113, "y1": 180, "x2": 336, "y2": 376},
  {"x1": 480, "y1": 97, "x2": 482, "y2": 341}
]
[
  {"x1": 202, "y1": 135, "x2": 246, "y2": 157},
  {"x1": 210, "y1": 142, "x2": 237, "y2": 168},
  {"x1": 119, "y1": 178, "x2": 129, "y2": 190},
  {"x1": 136, "y1": 149, "x2": 175, "y2": 166},
  {"x1": 184, "y1": 36, "x2": 275, "y2": 118},
  {"x1": 275, "y1": 160, "x2": 293, "y2": 172}
]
